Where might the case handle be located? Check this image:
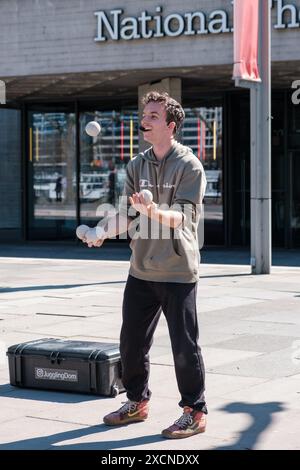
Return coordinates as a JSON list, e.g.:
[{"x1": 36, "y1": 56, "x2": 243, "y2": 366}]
[{"x1": 50, "y1": 351, "x2": 61, "y2": 364}]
